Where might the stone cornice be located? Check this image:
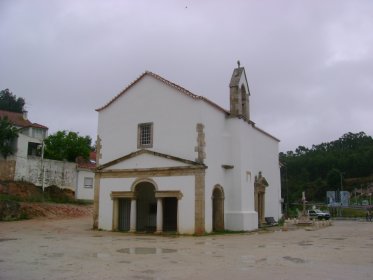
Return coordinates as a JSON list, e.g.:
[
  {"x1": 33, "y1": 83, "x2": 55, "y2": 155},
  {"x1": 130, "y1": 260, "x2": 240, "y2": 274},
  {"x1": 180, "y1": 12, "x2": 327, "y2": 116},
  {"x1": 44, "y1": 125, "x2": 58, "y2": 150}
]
[
  {"x1": 97, "y1": 149, "x2": 206, "y2": 171},
  {"x1": 97, "y1": 166, "x2": 206, "y2": 178}
]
